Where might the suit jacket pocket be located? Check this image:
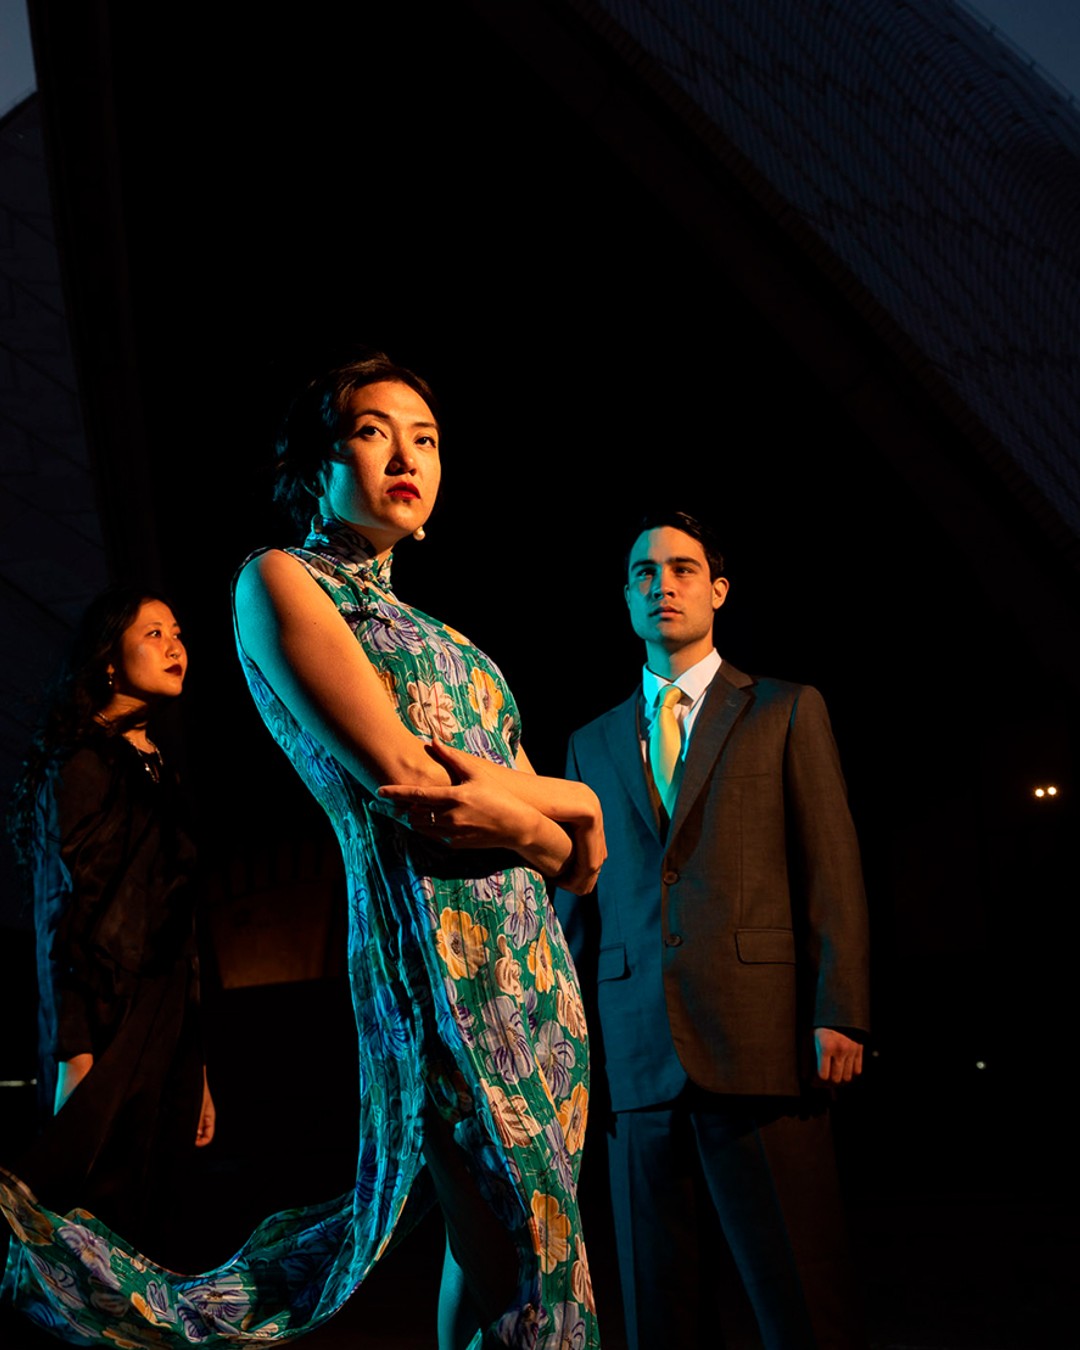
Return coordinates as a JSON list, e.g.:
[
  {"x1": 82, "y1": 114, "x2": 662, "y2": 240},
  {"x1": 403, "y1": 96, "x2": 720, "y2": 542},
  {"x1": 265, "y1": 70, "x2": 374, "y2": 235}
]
[
  {"x1": 735, "y1": 928, "x2": 796, "y2": 964},
  {"x1": 597, "y1": 944, "x2": 629, "y2": 982}
]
